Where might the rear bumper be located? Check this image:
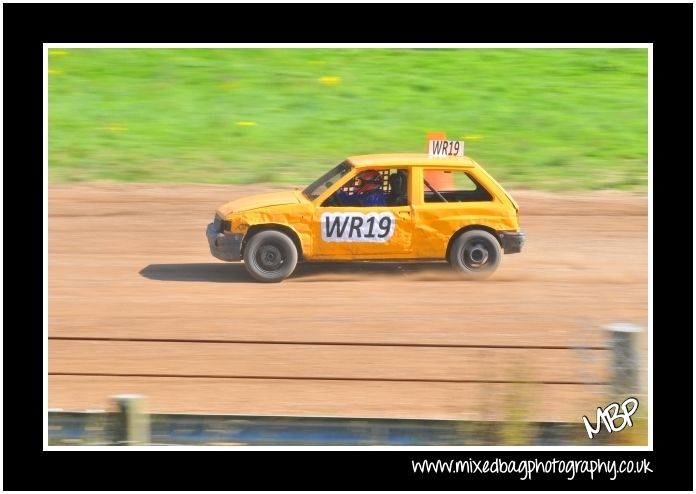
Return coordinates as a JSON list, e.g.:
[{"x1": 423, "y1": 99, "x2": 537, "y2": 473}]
[
  {"x1": 499, "y1": 231, "x2": 525, "y2": 254},
  {"x1": 206, "y1": 223, "x2": 244, "y2": 261}
]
